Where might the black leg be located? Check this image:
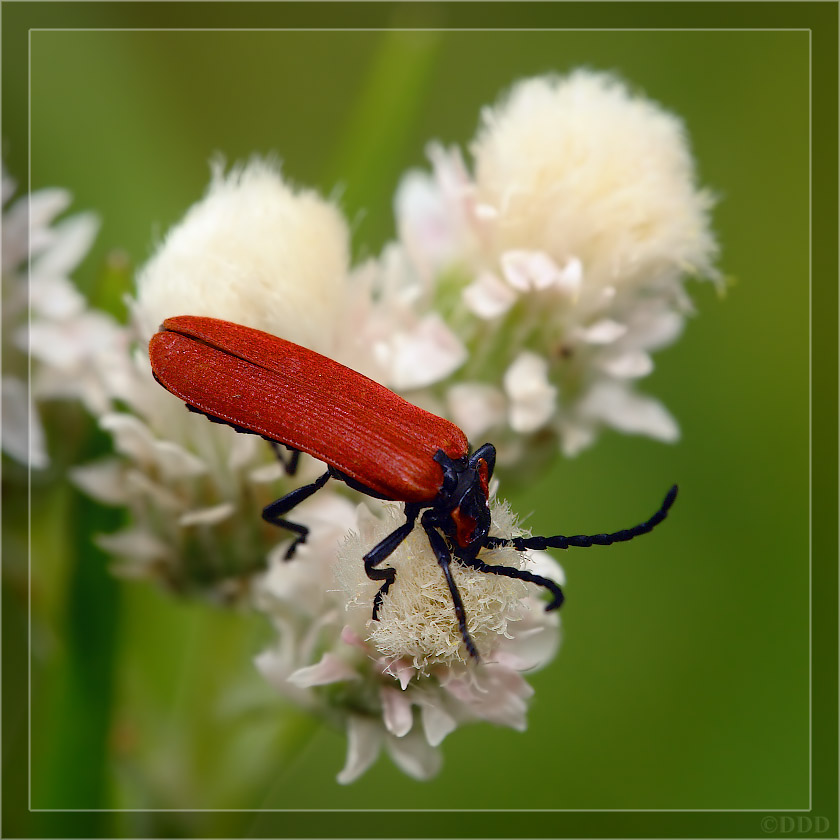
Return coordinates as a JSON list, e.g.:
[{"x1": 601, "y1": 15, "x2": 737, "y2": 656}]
[
  {"x1": 268, "y1": 441, "x2": 301, "y2": 476},
  {"x1": 421, "y1": 514, "x2": 480, "y2": 661},
  {"x1": 484, "y1": 484, "x2": 678, "y2": 552},
  {"x1": 364, "y1": 504, "x2": 421, "y2": 618},
  {"x1": 458, "y1": 555, "x2": 565, "y2": 611},
  {"x1": 262, "y1": 469, "x2": 331, "y2": 559}
]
